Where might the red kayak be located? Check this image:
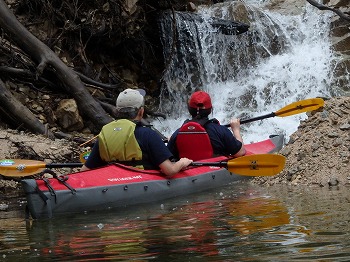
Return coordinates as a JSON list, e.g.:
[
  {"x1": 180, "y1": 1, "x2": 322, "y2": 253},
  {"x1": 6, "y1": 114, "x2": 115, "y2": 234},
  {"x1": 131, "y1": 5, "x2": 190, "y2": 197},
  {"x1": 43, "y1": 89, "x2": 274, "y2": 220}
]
[{"x1": 21, "y1": 134, "x2": 284, "y2": 219}]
